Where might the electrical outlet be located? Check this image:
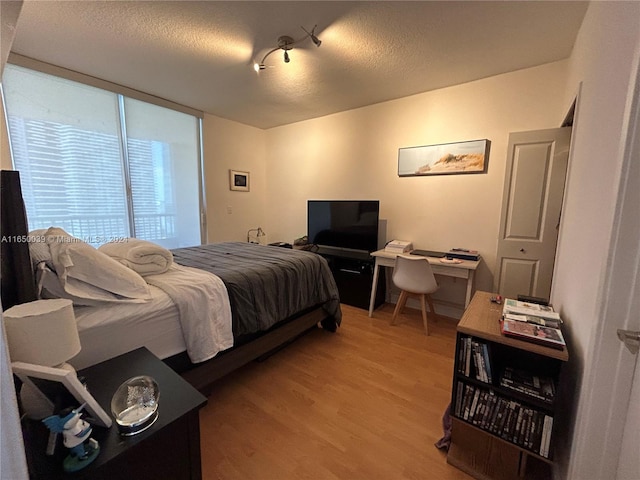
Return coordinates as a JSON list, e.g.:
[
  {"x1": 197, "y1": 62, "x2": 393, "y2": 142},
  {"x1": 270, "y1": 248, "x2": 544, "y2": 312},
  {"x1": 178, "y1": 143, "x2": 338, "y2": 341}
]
[{"x1": 226, "y1": 206, "x2": 232, "y2": 214}]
